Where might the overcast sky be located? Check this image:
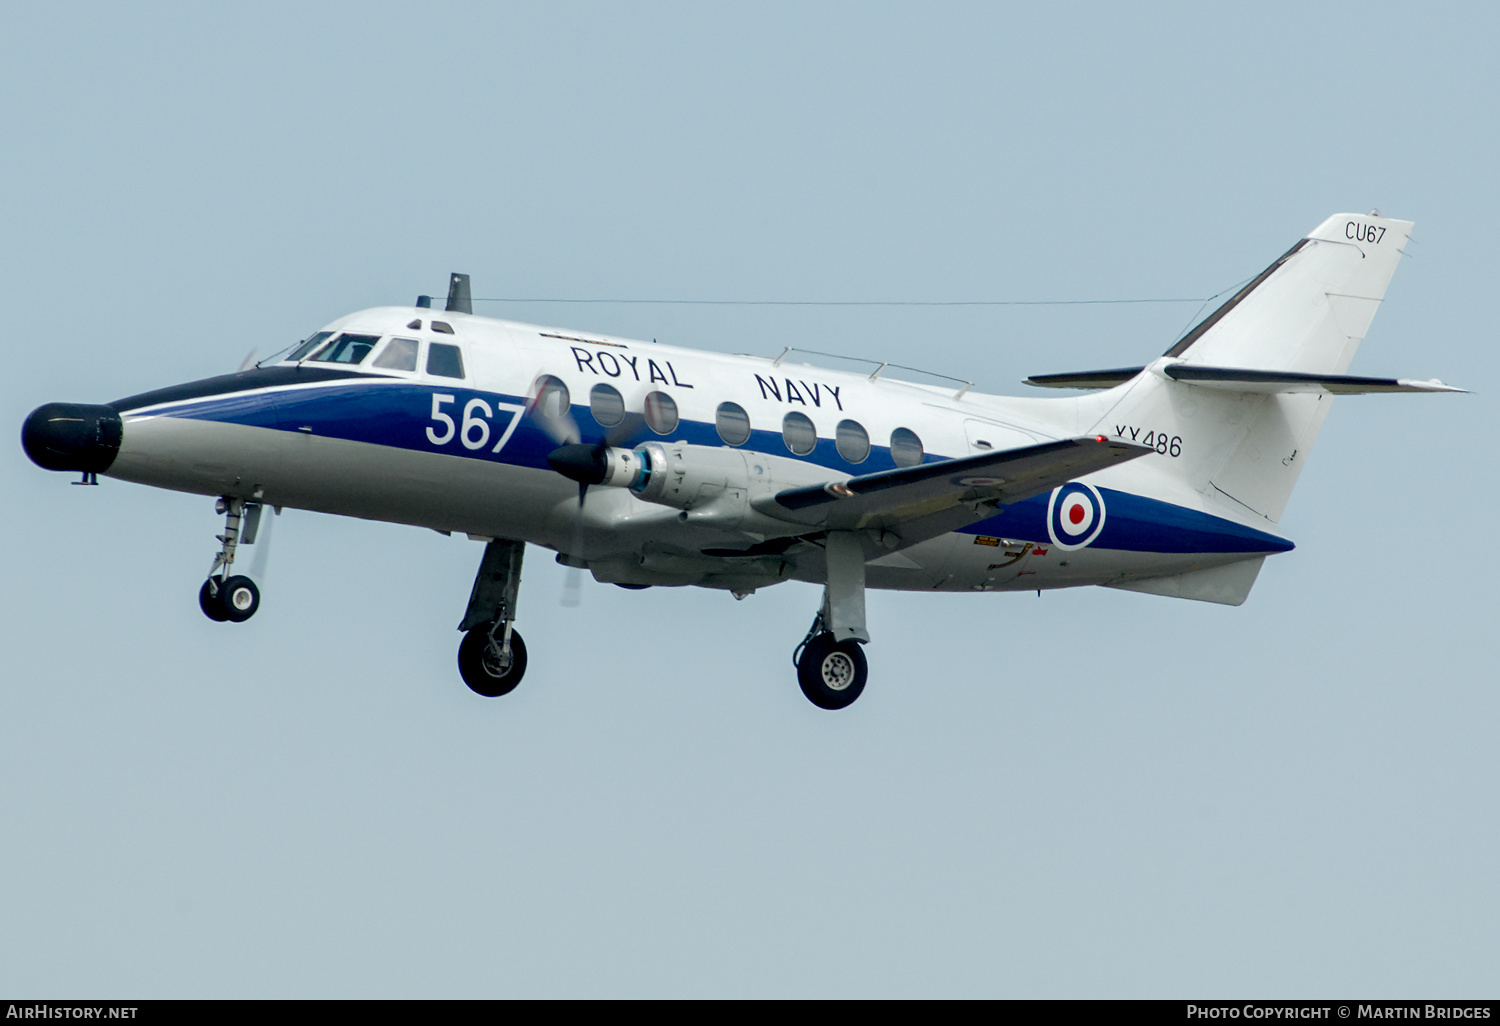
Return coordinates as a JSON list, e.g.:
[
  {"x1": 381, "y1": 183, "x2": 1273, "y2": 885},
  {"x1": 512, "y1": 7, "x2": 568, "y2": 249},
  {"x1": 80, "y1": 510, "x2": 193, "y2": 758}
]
[{"x1": 2, "y1": 1, "x2": 1495, "y2": 998}]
